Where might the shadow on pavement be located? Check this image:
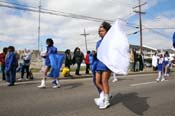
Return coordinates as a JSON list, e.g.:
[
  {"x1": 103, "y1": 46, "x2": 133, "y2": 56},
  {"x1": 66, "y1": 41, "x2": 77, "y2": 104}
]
[
  {"x1": 62, "y1": 82, "x2": 83, "y2": 90},
  {"x1": 111, "y1": 92, "x2": 149, "y2": 115}
]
